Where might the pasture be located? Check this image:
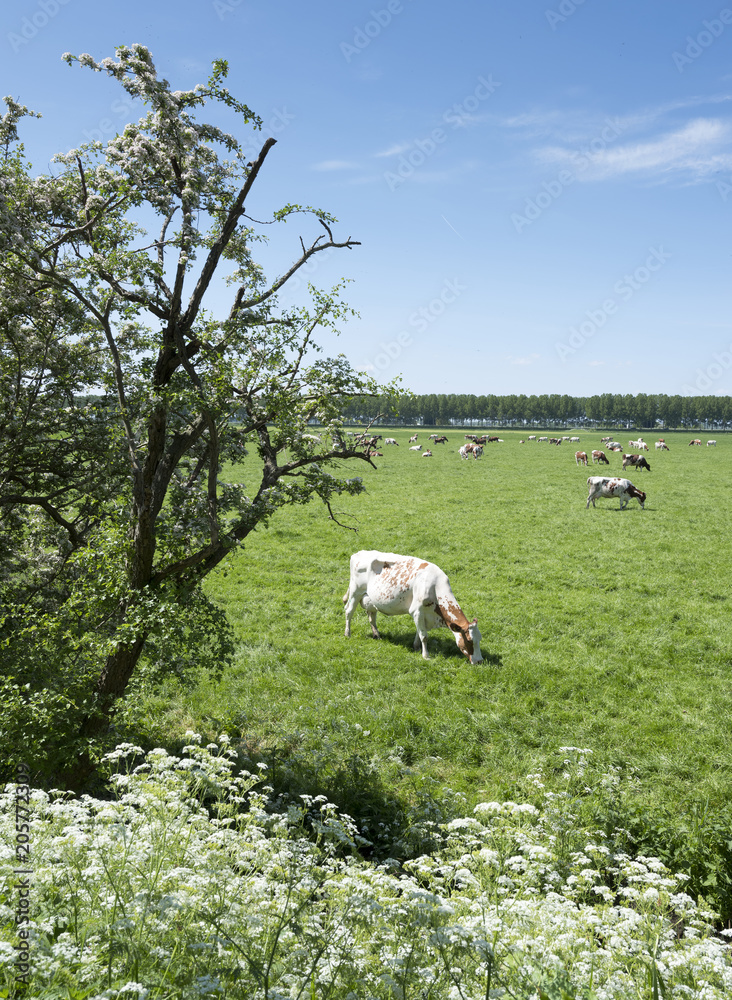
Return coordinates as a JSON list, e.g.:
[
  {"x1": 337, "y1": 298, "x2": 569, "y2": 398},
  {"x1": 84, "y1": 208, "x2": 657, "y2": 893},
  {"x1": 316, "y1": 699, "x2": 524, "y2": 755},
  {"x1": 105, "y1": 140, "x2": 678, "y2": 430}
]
[{"x1": 130, "y1": 428, "x2": 732, "y2": 908}]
